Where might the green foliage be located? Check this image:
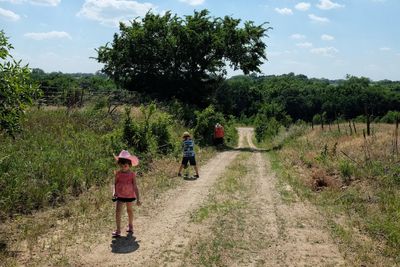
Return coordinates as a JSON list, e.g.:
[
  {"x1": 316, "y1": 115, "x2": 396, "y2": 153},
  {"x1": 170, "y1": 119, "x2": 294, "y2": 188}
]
[
  {"x1": 0, "y1": 110, "x2": 114, "y2": 219},
  {"x1": 254, "y1": 103, "x2": 291, "y2": 142},
  {"x1": 222, "y1": 116, "x2": 239, "y2": 147},
  {"x1": 122, "y1": 107, "x2": 156, "y2": 154},
  {"x1": 122, "y1": 103, "x2": 175, "y2": 155},
  {"x1": 0, "y1": 30, "x2": 41, "y2": 136},
  {"x1": 214, "y1": 76, "x2": 263, "y2": 117},
  {"x1": 215, "y1": 74, "x2": 400, "y2": 124},
  {"x1": 96, "y1": 9, "x2": 270, "y2": 107},
  {"x1": 150, "y1": 113, "x2": 174, "y2": 154},
  {"x1": 339, "y1": 160, "x2": 354, "y2": 184},
  {"x1": 193, "y1": 106, "x2": 225, "y2": 145},
  {"x1": 255, "y1": 117, "x2": 282, "y2": 142},
  {"x1": 312, "y1": 114, "x2": 322, "y2": 125},
  {"x1": 380, "y1": 110, "x2": 400, "y2": 123}
]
